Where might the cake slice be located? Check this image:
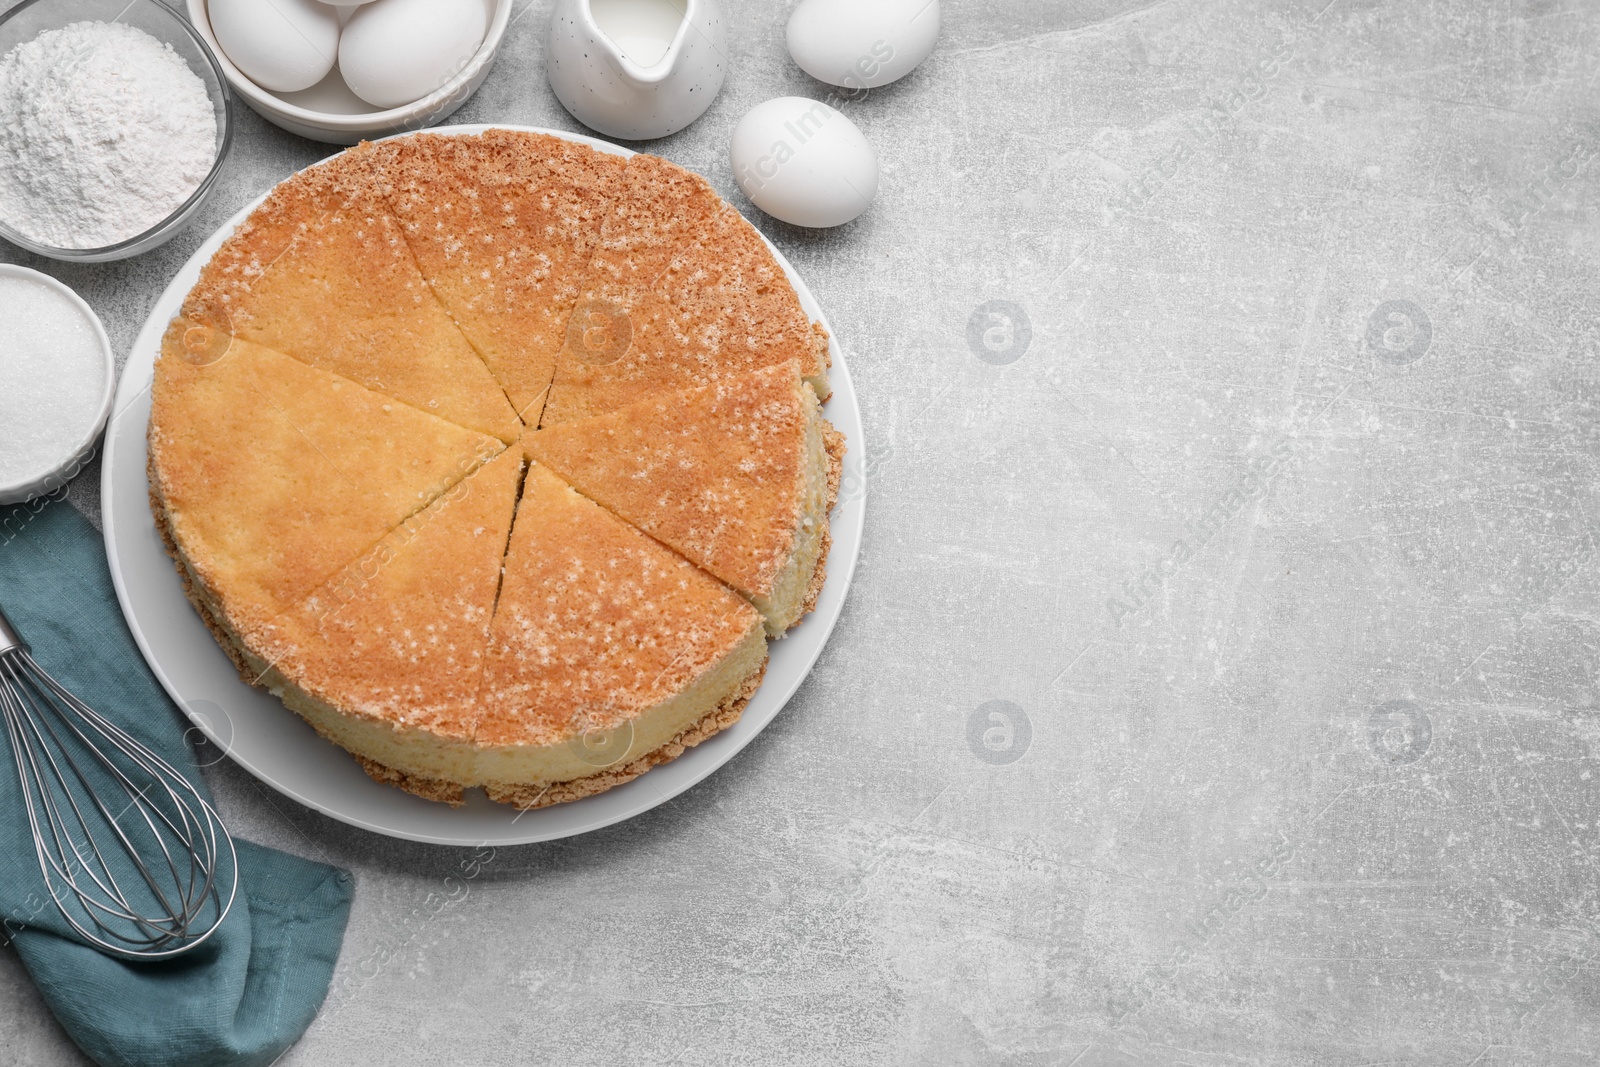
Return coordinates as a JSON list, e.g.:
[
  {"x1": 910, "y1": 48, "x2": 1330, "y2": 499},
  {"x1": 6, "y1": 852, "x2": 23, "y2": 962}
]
[
  {"x1": 244, "y1": 449, "x2": 525, "y2": 803},
  {"x1": 471, "y1": 465, "x2": 768, "y2": 808},
  {"x1": 181, "y1": 144, "x2": 521, "y2": 443},
  {"x1": 576, "y1": 151, "x2": 727, "y2": 295},
  {"x1": 653, "y1": 196, "x2": 832, "y2": 396},
  {"x1": 378, "y1": 130, "x2": 625, "y2": 423},
  {"x1": 541, "y1": 154, "x2": 831, "y2": 426},
  {"x1": 526, "y1": 361, "x2": 842, "y2": 634},
  {"x1": 148, "y1": 325, "x2": 505, "y2": 666}
]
